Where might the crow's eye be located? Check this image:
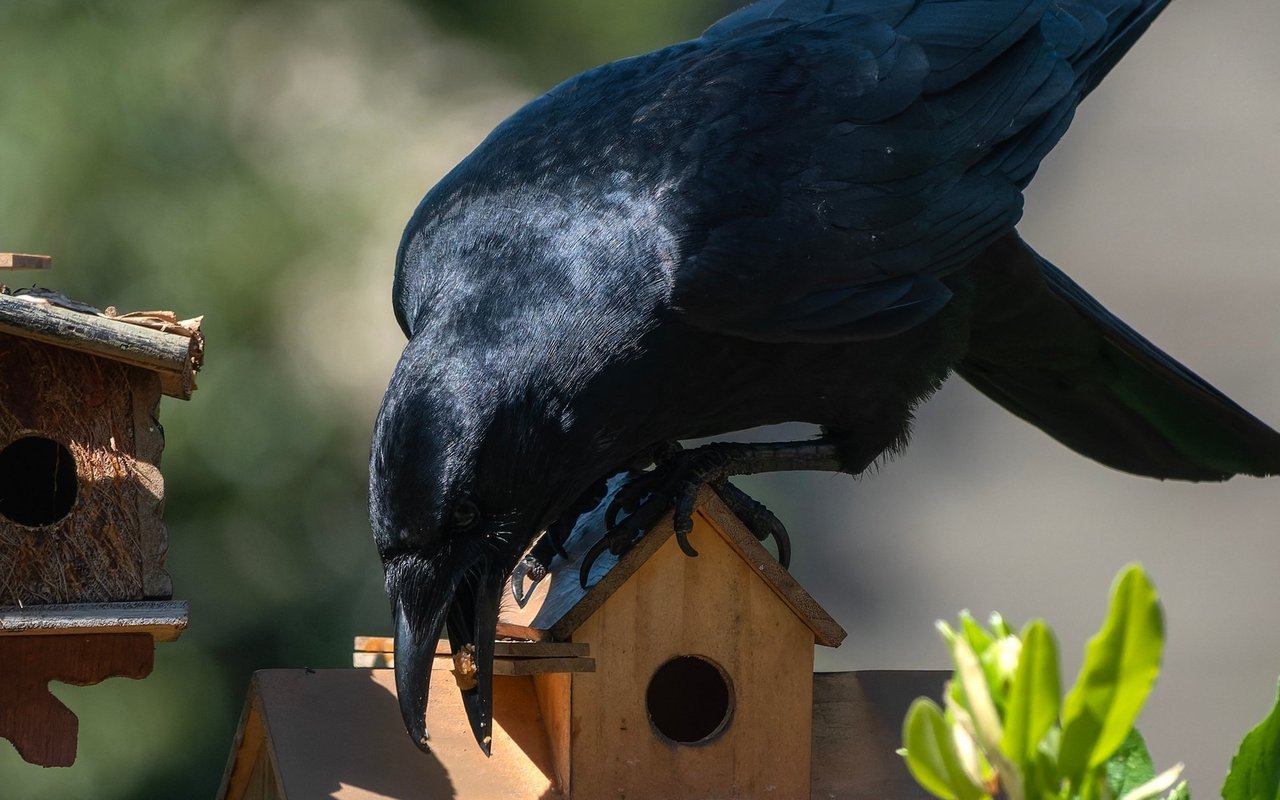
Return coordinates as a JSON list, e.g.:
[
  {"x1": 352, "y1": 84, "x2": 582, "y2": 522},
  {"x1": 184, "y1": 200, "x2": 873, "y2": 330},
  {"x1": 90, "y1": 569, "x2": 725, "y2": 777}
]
[{"x1": 451, "y1": 498, "x2": 481, "y2": 531}]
